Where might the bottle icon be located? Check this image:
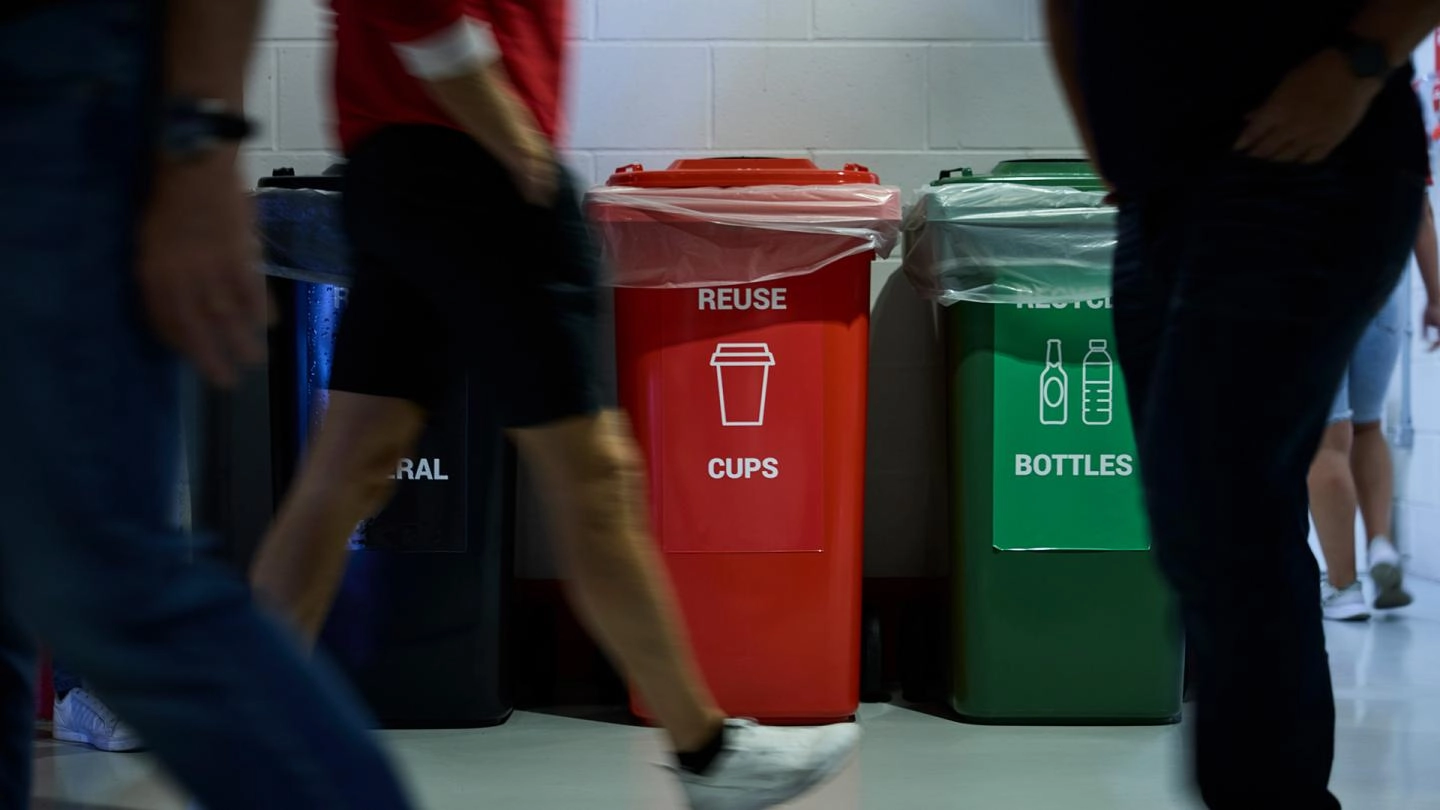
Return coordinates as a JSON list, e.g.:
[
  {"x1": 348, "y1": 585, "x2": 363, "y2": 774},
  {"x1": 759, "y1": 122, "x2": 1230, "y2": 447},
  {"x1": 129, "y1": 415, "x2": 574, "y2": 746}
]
[
  {"x1": 1082, "y1": 338, "x2": 1114, "y2": 426},
  {"x1": 1040, "y1": 339, "x2": 1068, "y2": 426}
]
